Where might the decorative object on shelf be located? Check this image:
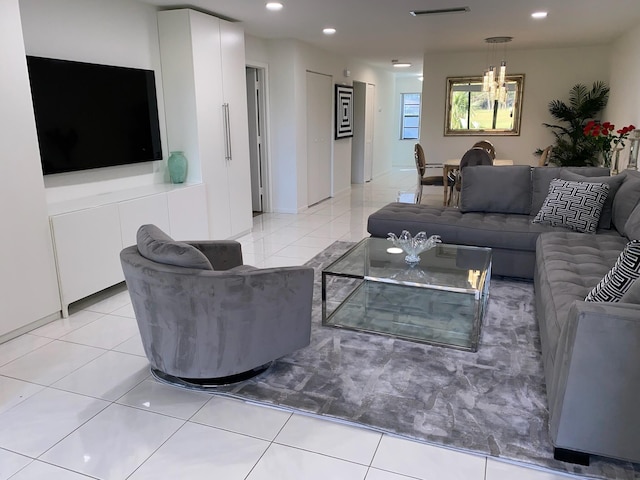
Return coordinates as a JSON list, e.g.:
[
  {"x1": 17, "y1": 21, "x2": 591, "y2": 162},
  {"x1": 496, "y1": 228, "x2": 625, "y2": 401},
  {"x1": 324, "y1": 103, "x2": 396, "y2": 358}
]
[
  {"x1": 387, "y1": 230, "x2": 441, "y2": 265},
  {"x1": 628, "y1": 129, "x2": 640, "y2": 170},
  {"x1": 168, "y1": 151, "x2": 188, "y2": 184},
  {"x1": 481, "y1": 36, "x2": 512, "y2": 105},
  {"x1": 335, "y1": 84, "x2": 354, "y2": 139},
  {"x1": 583, "y1": 121, "x2": 636, "y2": 169},
  {"x1": 611, "y1": 146, "x2": 624, "y2": 175}
]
